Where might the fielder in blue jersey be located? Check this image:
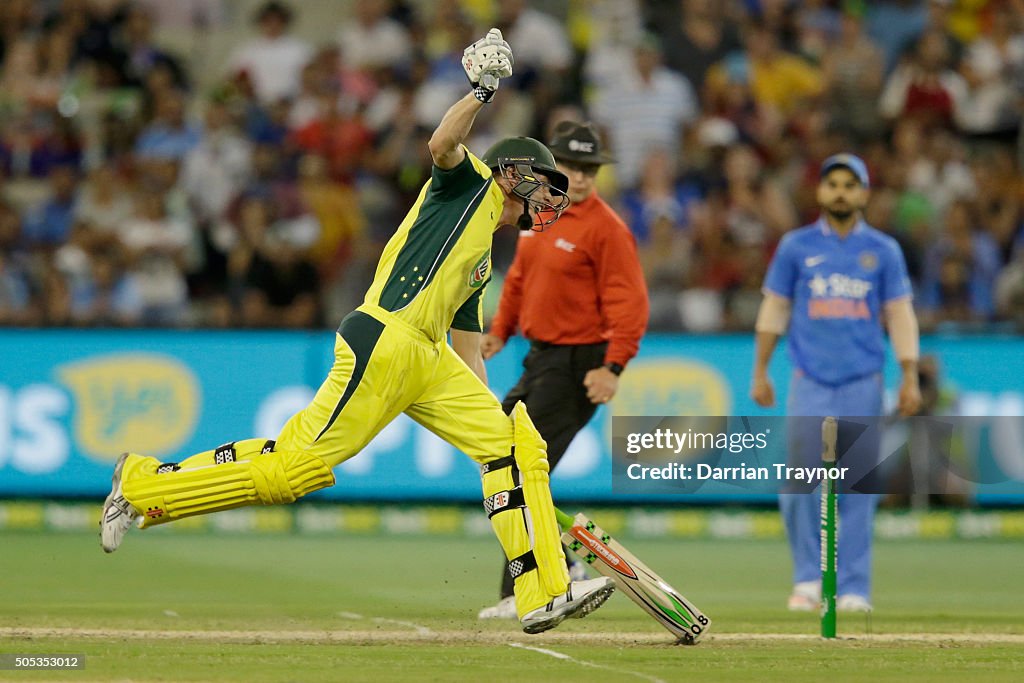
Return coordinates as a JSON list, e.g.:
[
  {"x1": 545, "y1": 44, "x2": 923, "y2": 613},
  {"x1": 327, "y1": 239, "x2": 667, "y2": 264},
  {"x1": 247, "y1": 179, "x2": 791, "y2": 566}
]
[{"x1": 751, "y1": 154, "x2": 922, "y2": 612}]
